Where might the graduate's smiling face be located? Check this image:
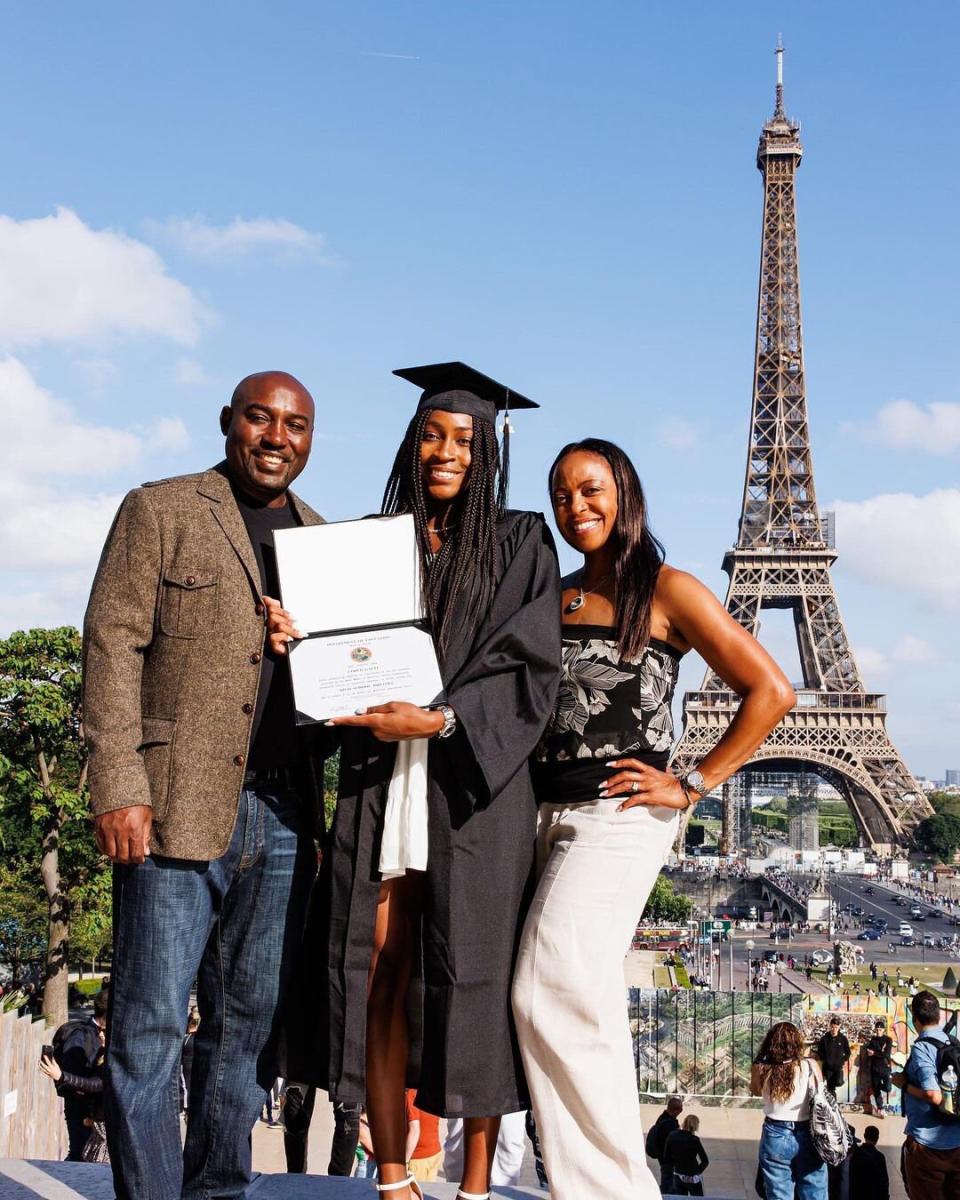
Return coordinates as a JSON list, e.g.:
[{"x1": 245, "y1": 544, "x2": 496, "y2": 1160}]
[
  {"x1": 419, "y1": 409, "x2": 473, "y2": 504},
  {"x1": 551, "y1": 450, "x2": 618, "y2": 554}
]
